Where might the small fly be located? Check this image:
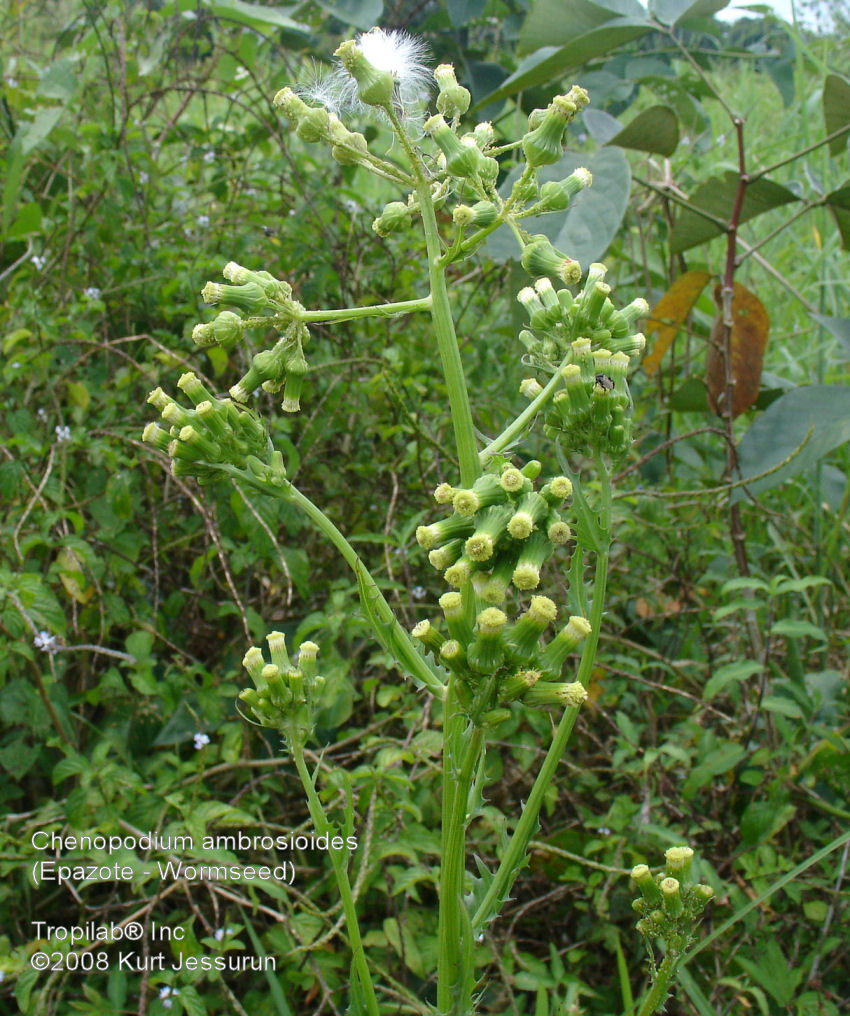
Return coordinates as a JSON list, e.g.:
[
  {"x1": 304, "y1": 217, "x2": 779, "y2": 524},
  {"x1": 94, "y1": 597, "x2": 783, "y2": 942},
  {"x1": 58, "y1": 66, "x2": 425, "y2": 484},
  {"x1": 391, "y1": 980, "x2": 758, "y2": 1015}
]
[{"x1": 595, "y1": 373, "x2": 615, "y2": 391}]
